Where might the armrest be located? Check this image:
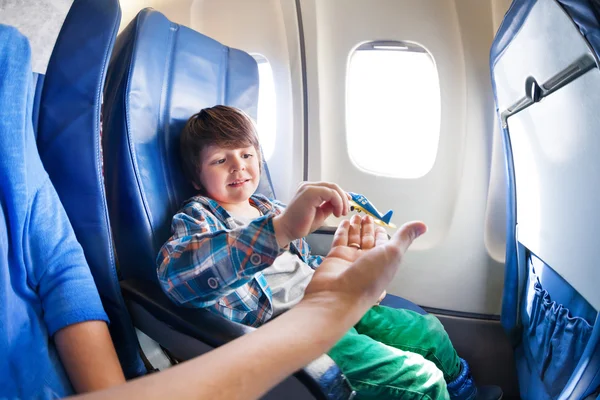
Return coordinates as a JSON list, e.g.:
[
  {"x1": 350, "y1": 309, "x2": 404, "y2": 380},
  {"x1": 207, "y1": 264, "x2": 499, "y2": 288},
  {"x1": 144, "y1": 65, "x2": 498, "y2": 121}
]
[
  {"x1": 306, "y1": 224, "x2": 393, "y2": 257},
  {"x1": 120, "y1": 279, "x2": 356, "y2": 400},
  {"x1": 120, "y1": 279, "x2": 253, "y2": 347},
  {"x1": 306, "y1": 226, "x2": 337, "y2": 256}
]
